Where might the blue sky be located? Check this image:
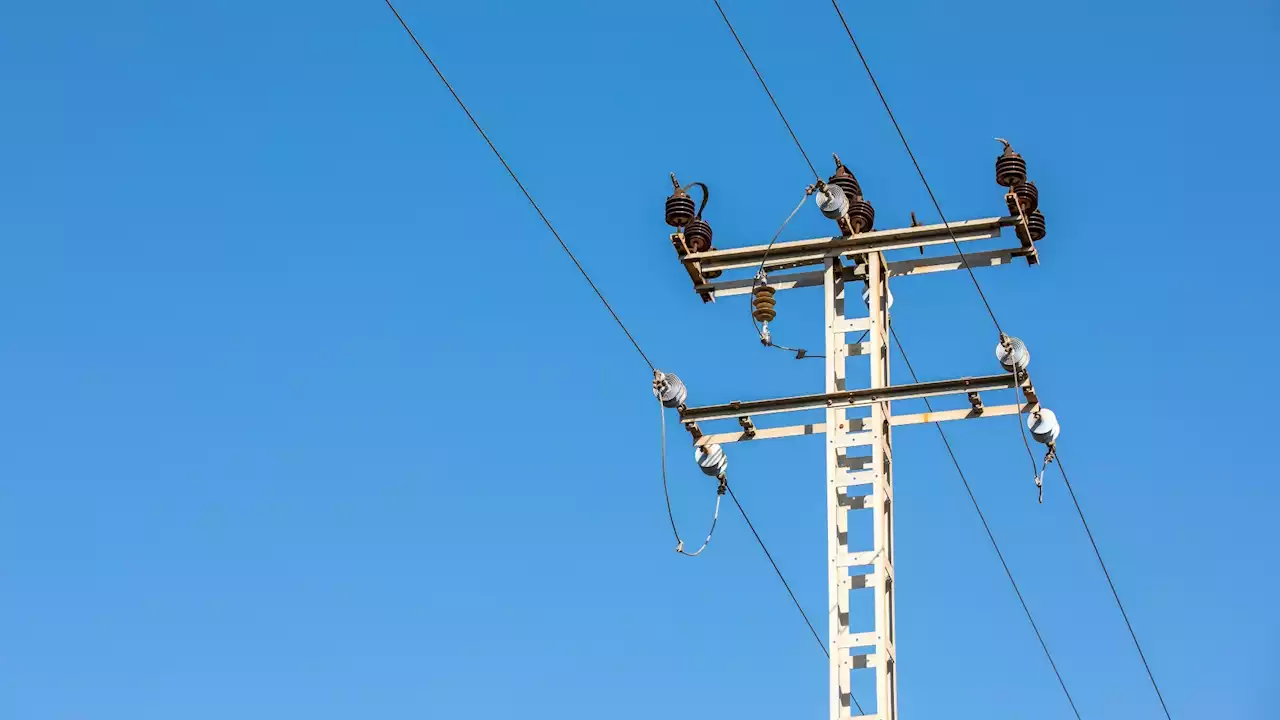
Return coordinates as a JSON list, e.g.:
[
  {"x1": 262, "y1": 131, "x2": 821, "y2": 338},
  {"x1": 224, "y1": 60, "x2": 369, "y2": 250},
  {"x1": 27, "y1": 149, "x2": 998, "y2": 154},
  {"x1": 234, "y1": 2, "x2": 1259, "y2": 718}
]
[{"x1": 1, "y1": 1, "x2": 1276, "y2": 718}]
